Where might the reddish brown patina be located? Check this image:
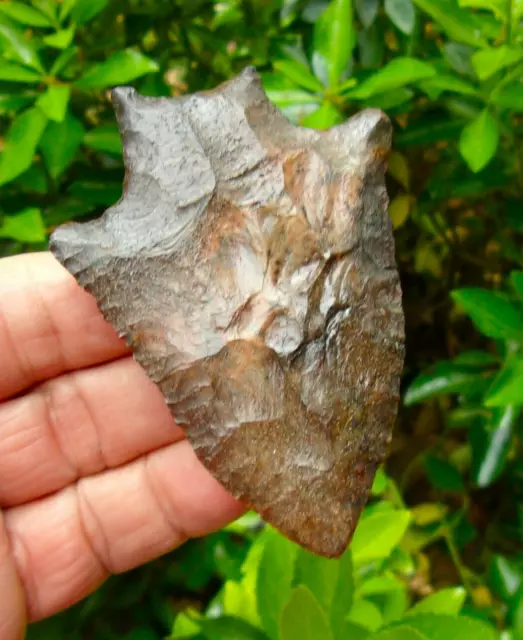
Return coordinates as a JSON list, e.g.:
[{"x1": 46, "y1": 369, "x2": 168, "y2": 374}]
[{"x1": 50, "y1": 67, "x2": 405, "y2": 558}]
